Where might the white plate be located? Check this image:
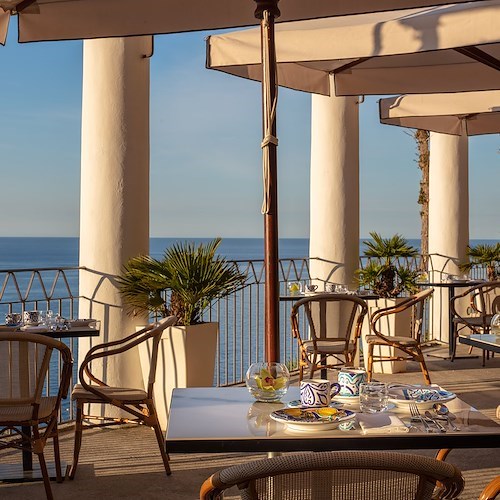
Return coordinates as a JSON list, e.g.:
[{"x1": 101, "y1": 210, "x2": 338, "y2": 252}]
[
  {"x1": 270, "y1": 407, "x2": 356, "y2": 432},
  {"x1": 333, "y1": 394, "x2": 360, "y2": 404},
  {"x1": 388, "y1": 386, "x2": 456, "y2": 410}
]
